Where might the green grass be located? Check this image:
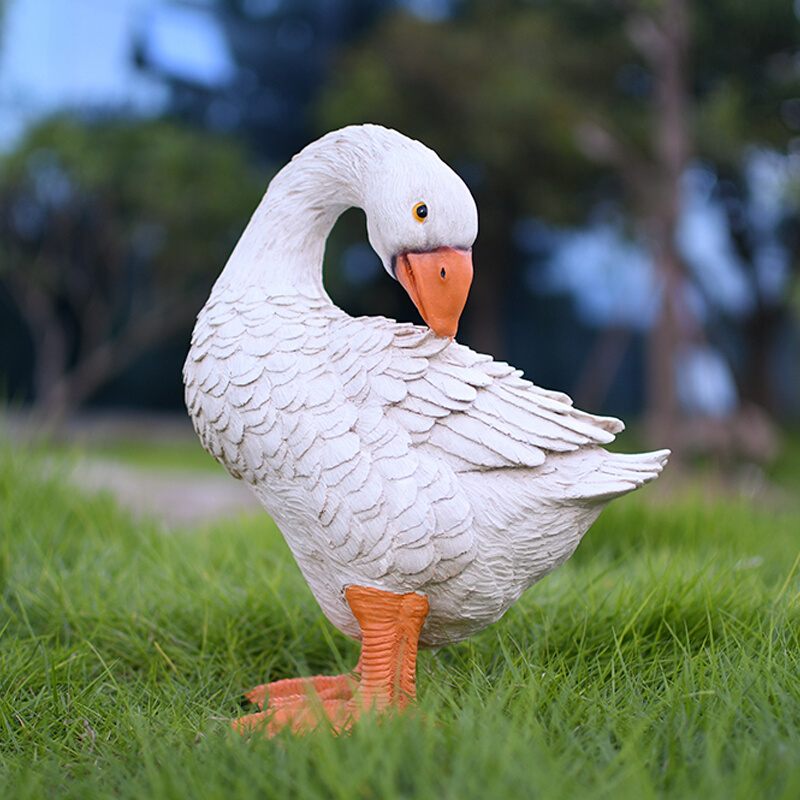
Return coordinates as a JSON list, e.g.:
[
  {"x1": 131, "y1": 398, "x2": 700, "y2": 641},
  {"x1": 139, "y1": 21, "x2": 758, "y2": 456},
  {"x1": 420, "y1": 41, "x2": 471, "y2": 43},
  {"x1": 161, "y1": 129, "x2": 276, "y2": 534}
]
[
  {"x1": 1, "y1": 444, "x2": 799, "y2": 799},
  {"x1": 51, "y1": 436, "x2": 223, "y2": 473}
]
